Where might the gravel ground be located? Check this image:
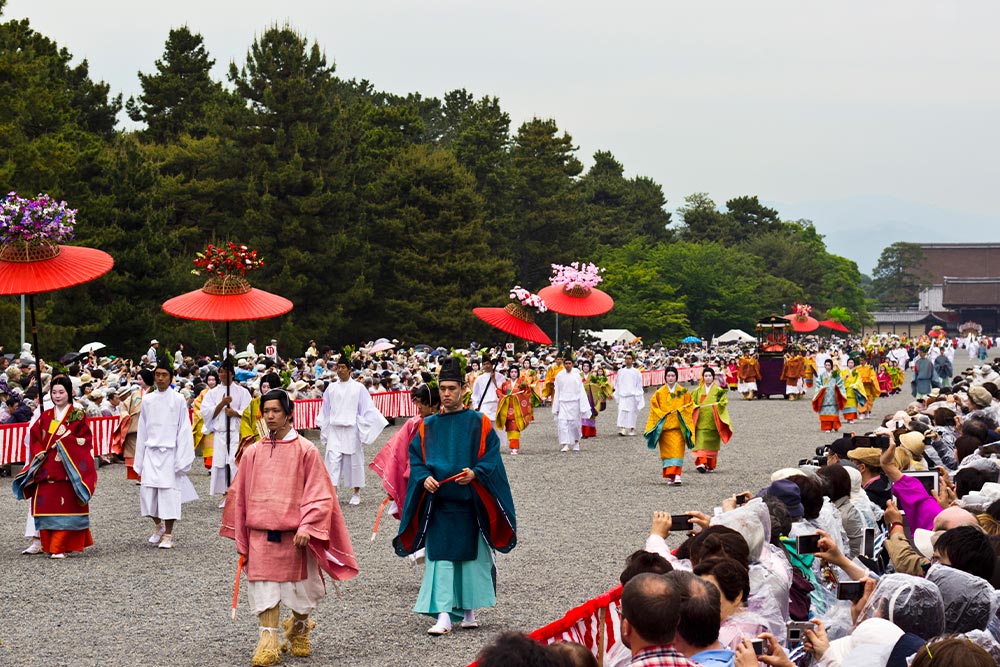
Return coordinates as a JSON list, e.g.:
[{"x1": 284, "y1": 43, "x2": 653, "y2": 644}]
[{"x1": 0, "y1": 379, "x2": 926, "y2": 666}]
